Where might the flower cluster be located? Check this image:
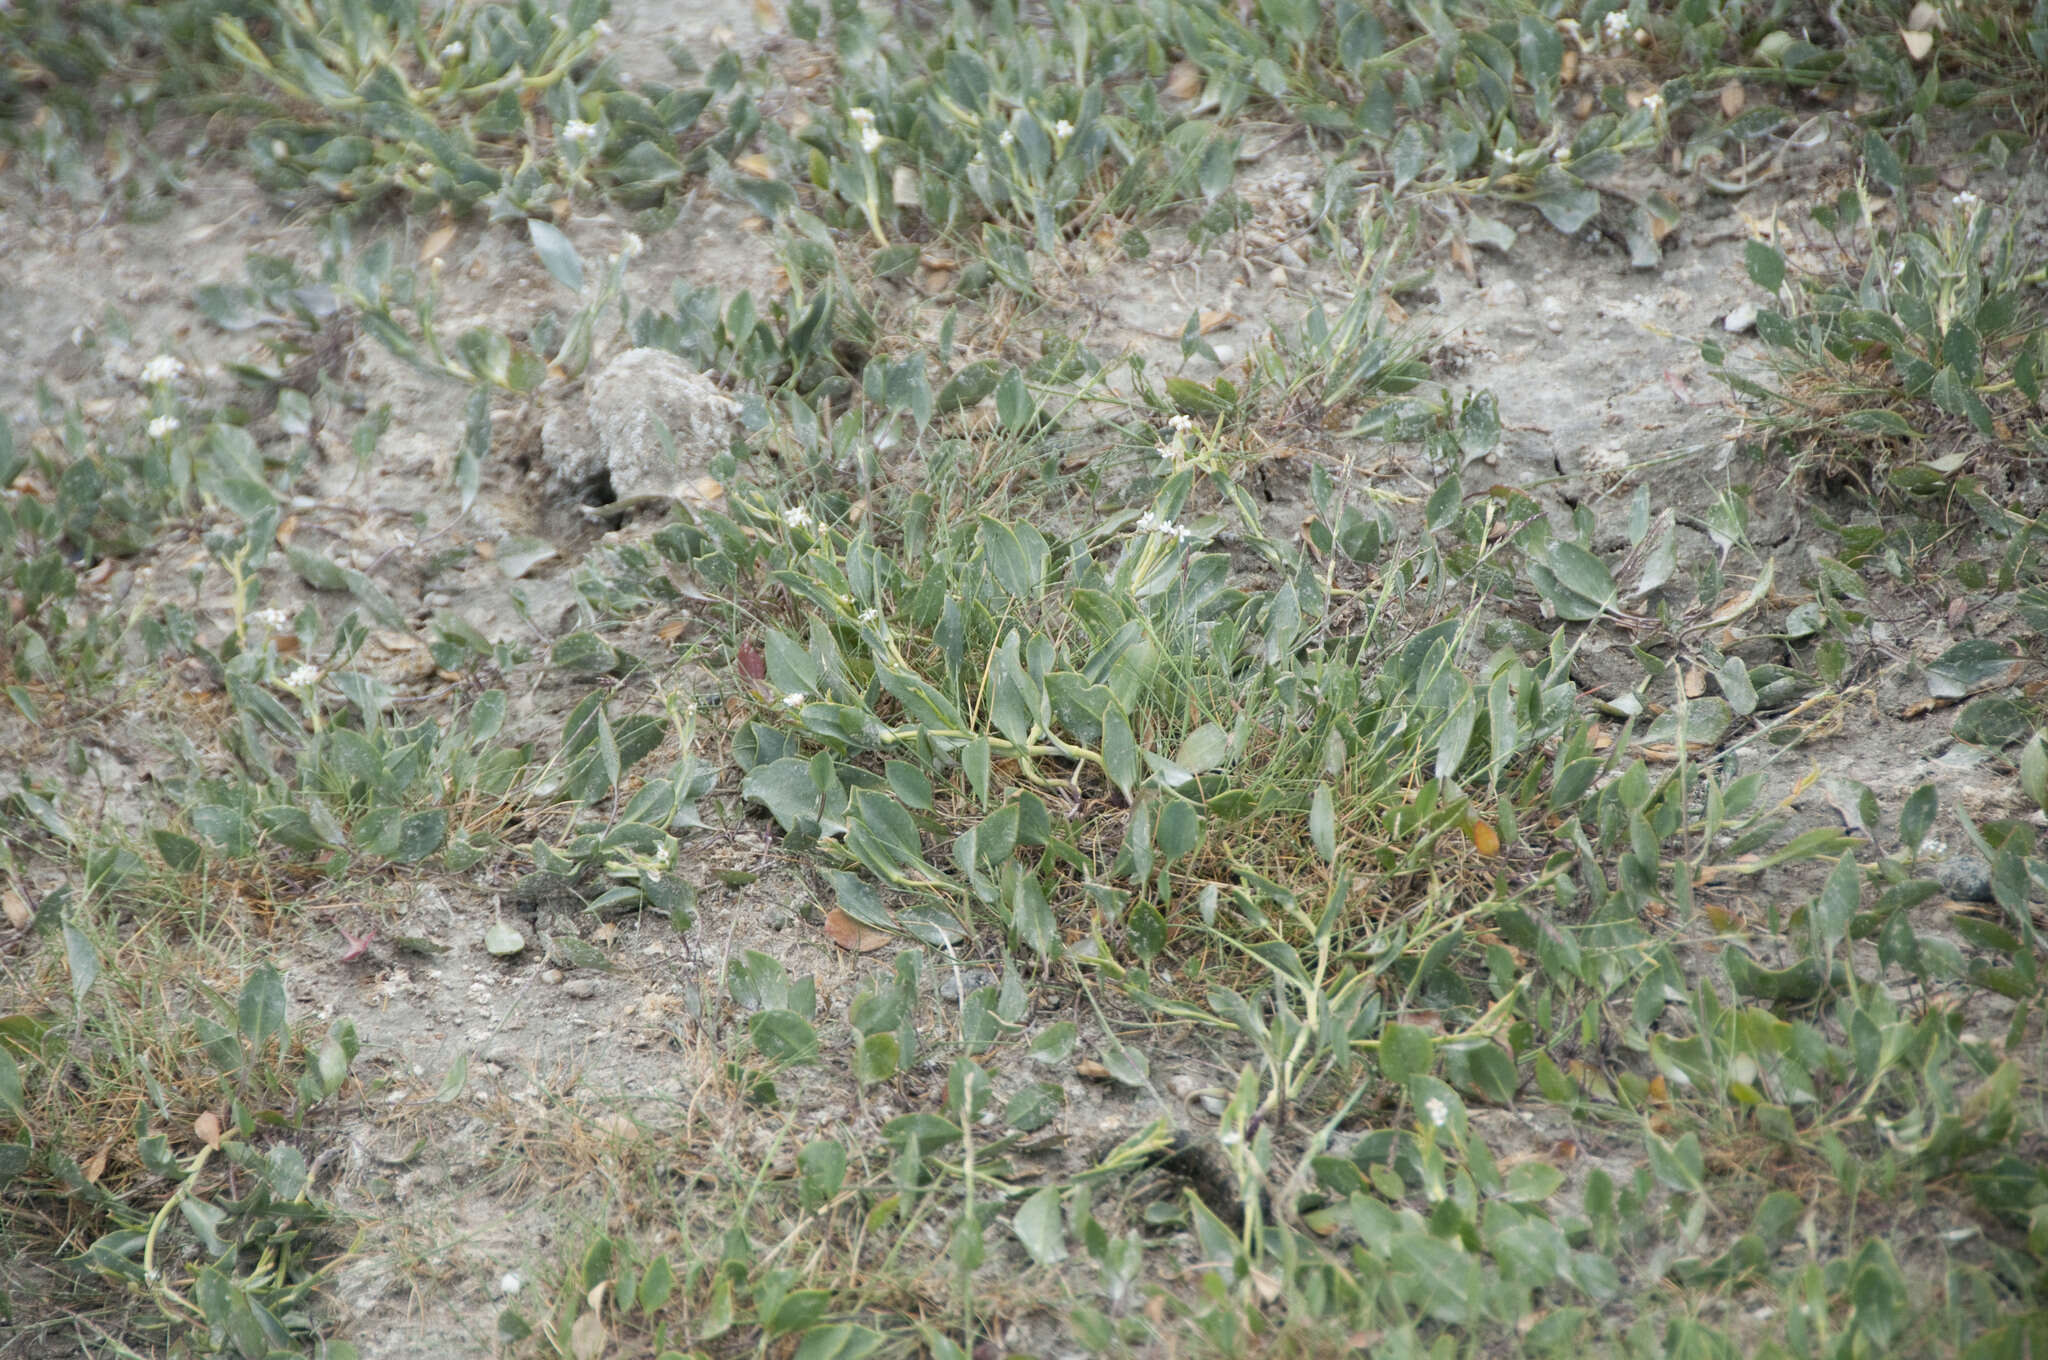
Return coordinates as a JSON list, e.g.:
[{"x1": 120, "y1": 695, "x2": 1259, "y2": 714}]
[
  {"x1": 440, "y1": 40, "x2": 465, "y2": 60},
  {"x1": 560, "y1": 119, "x2": 599, "y2": 146},
  {"x1": 782, "y1": 505, "x2": 814, "y2": 530},
  {"x1": 249, "y1": 608, "x2": 290, "y2": 631},
  {"x1": 140, "y1": 355, "x2": 185, "y2": 386},
  {"x1": 283, "y1": 664, "x2": 322, "y2": 690},
  {"x1": 1155, "y1": 412, "x2": 1198, "y2": 465},
  {"x1": 850, "y1": 106, "x2": 883, "y2": 156},
  {"x1": 1134, "y1": 509, "x2": 1195, "y2": 543},
  {"x1": 147, "y1": 415, "x2": 180, "y2": 439},
  {"x1": 1602, "y1": 9, "x2": 1631, "y2": 45}
]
